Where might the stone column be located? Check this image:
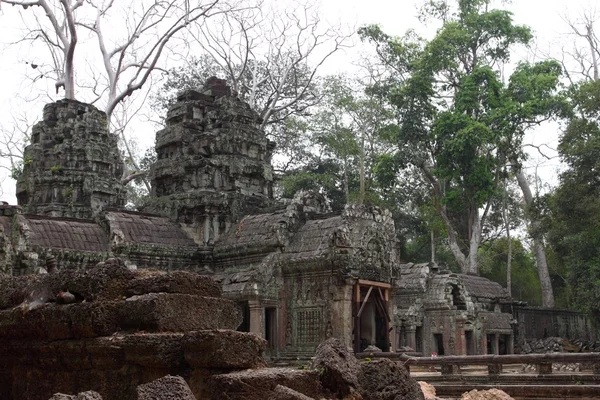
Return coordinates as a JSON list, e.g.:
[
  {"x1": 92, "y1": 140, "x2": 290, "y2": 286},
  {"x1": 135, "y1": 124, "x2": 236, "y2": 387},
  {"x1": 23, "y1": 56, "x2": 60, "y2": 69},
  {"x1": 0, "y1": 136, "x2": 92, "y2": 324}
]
[
  {"x1": 248, "y1": 300, "x2": 263, "y2": 338},
  {"x1": 406, "y1": 326, "x2": 417, "y2": 350},
  {"x1": 493, "y1": 334, "x2": 500, "y2": 355}
]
